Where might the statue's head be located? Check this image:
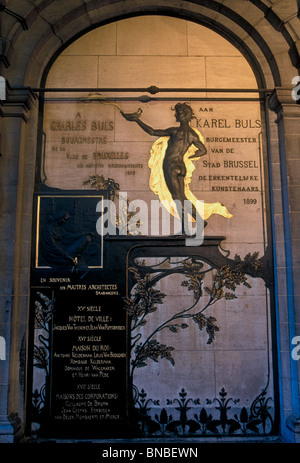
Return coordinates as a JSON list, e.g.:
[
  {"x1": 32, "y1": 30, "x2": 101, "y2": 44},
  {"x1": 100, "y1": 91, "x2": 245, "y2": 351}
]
[{"x1": 173, "y1": 103, "x2": 195, "y2": 122}]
